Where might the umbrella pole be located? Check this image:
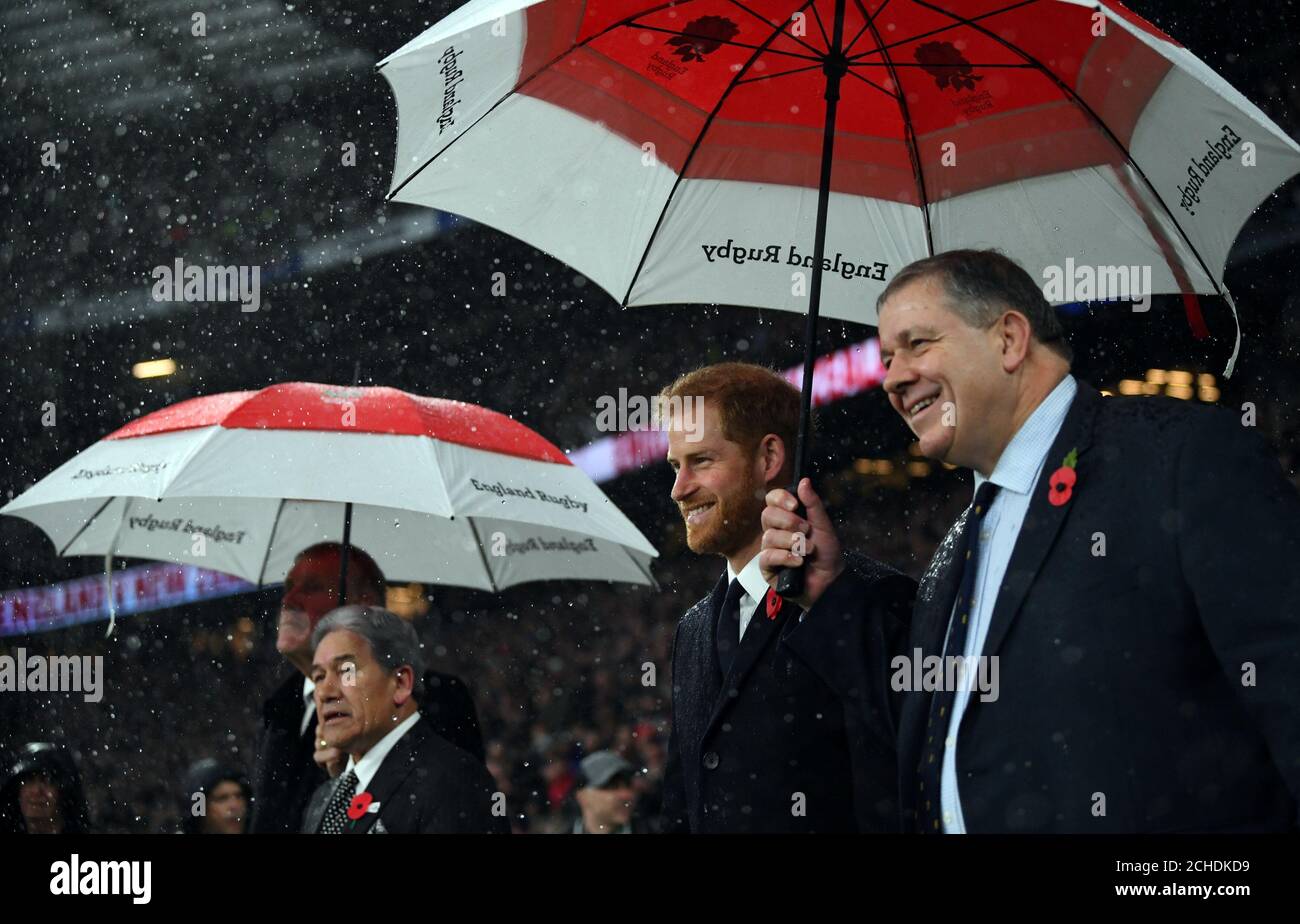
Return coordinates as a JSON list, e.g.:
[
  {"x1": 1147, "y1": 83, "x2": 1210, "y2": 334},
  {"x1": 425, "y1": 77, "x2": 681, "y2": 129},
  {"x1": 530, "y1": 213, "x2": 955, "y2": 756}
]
[
  {"x1": 338, "y1": 366, "x2": 362, "y2": 607},
  {"x1": 338, "y1": 501, "x2": 353, "y2": 607},
  {"x1": 777, "y1": 0, "x2": 848, "y2": 599}
]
